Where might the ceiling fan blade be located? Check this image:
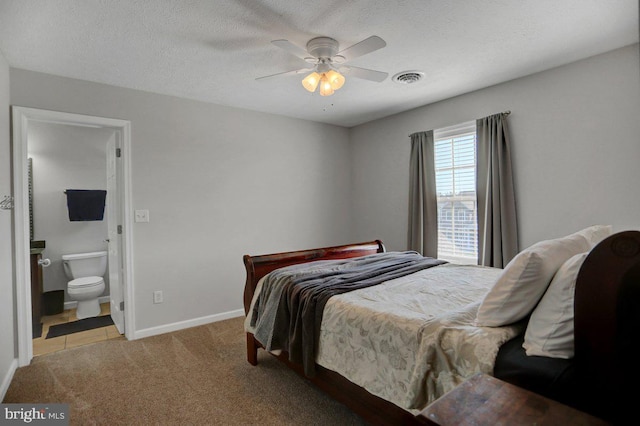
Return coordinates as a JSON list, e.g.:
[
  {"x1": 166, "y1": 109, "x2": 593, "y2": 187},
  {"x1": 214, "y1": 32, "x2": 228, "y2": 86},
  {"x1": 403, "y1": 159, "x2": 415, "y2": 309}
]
[
  {"x1": 271, "y1": 39, "x2": 310, "y2": 61},
  {"x1": 337, "y1": 36, "x2": 386, "y2": 62},
  {"x1": 255, "y1": 68, "x2": 311, "y2": 81},
  {"x1": 339, "y1": 66, "x2": 388, "y2": 82}
]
